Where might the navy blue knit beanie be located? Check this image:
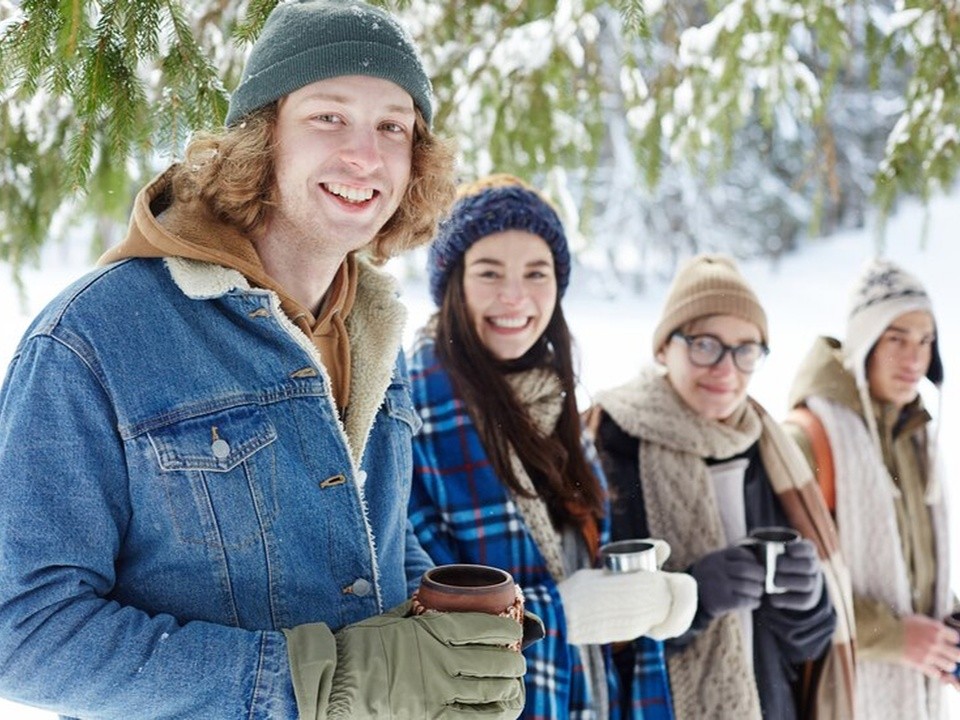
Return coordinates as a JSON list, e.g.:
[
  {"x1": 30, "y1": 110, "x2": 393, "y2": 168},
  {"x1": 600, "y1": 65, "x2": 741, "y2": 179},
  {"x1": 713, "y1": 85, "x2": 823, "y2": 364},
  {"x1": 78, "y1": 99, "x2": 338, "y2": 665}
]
[
  {"x1": 428, "y1": 185, "x2": 572, "y2": 306},
  {"x1": 226, "y1": 0, "x2": 432, "y2": 127}
]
